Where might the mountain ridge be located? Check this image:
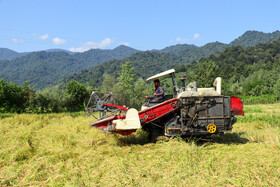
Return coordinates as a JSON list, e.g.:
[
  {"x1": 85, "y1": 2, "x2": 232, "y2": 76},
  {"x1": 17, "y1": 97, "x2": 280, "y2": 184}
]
[
  {"x1": 60, "y1": 37, "x2": 280, "y2": 88},
  {"x1": 1, "y1": 30, "x2": 280, "y2": 89},
  {"x1": 0, "y1": 45, "x2": 140, "y2": 89}
]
